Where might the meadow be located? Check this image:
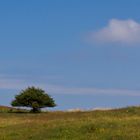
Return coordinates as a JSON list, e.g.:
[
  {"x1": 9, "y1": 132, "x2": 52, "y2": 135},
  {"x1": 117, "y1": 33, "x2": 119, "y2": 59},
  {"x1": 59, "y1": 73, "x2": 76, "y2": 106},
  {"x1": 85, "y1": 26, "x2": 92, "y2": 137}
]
[{"x1": 0, "y1": 106, "x2": 140, "y2": 140}]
